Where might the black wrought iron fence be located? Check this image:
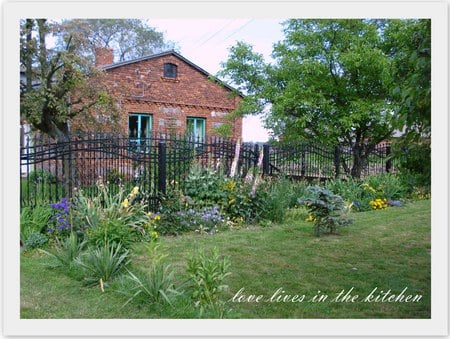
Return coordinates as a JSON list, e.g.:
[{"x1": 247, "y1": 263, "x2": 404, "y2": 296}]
[{"x1": 20, "y1": 132, "x2": 395, "y2": 209}]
